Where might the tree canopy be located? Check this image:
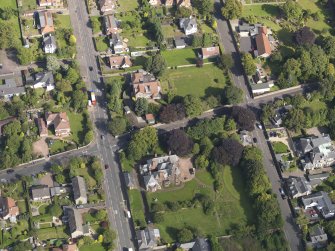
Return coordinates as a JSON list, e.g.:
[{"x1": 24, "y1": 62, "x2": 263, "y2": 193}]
[
  {"x1": 167, "y1": 129, "x2": 194, "y2": 156},
  {"x1": 221, "y1": 0, "x2": 242, "y2": 20}
]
